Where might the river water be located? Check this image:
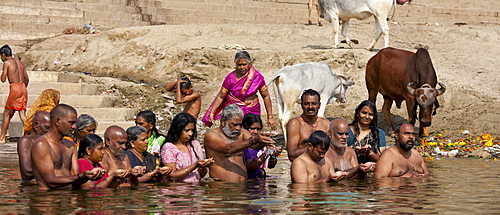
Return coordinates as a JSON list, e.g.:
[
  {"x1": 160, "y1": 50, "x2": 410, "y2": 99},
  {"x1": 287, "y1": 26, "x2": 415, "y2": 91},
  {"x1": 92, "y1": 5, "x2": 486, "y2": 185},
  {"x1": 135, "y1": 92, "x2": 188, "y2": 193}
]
[{"x1": 1, "y1": 143, "x2": 499, "y2": 214}]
